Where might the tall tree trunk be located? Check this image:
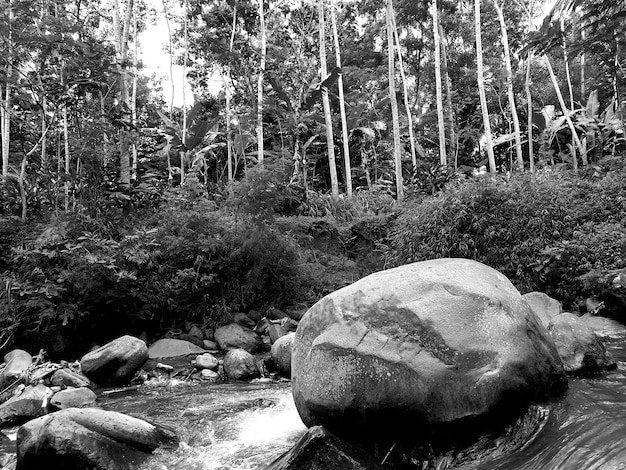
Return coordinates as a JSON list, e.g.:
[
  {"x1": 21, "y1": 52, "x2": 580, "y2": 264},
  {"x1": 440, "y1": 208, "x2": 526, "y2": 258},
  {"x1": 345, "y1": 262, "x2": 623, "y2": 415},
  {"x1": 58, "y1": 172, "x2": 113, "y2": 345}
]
[
  {"x1": 131, "y1": 0, "x2": 138, "y2": 181},
  {"x1": 63, "y1": 104, "x2": 70, "y2": 212},
  {"x1": 391, "y1": 10, "x2": 419, "y2": 170},
  {"x1": 525, "y1": 54, "x2": 535, "y2": 173},
  {"x1": 580, "y1": 29, "x2": 586, "y2": 100},
  {"x1": 387, "y1": 0, "x2": 403, "y2": 200},
  {"x1": 432, "y1": 0, "x2": 447, "y2": 165},
  {"x1": 180, "y1": 0, "x2": 189, "y2": 185},
  {"x1": 330, "y1": 0, "x2": 352, "y2": 197},
  {"x1": 494, "y1": 0, "x2": 523, "y2": 171},
  {"x1": 41, "y1": 96, "x2": 47, "y2": 169},
  {"x1": 226, "y1": 4, "x2": 237, "y2": 188},
  {"x1": 544, "y1": 55, "x2": 584, "y2": 168},
  {"x1": 318, "y1": 0, "x2": 339, "y2": 197},
  {"x1": 1, "y1": 0, "x2": 12, "y2": 179},
  {"x1": 475, "y1": 0, "x2": 497, "y2": 173},
  {"x1": 439, "y1": 21, "x2": 457, "y2": 166},
  {"x1": 115, "y1": 0, "x2": 134, "y2": 190},
  {"x1": 257, "y1": 0, "x2": 266, "y2": 168}
]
